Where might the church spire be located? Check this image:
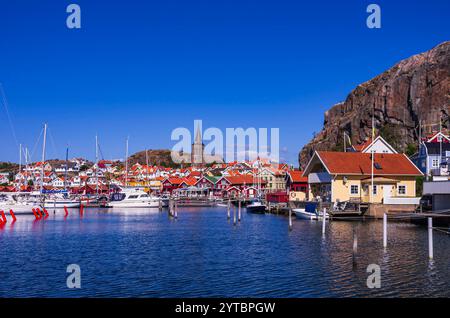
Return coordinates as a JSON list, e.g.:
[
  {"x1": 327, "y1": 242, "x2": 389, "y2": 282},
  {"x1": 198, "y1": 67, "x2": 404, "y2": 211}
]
[
  {"x1": 194, "y1": 121, "x2": 202, "y2": 145},
  {"x1": 191, "y1": 120, "x2": 204, "y2": 167}
]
